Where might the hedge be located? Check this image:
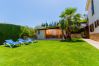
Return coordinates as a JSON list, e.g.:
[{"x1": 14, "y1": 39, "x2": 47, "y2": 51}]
[{"x1": 0, "y1": 23, "x2": 35, "y2": 44}]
